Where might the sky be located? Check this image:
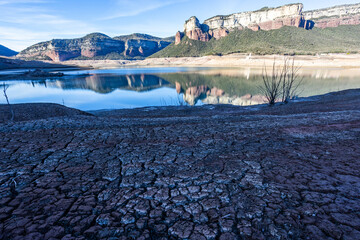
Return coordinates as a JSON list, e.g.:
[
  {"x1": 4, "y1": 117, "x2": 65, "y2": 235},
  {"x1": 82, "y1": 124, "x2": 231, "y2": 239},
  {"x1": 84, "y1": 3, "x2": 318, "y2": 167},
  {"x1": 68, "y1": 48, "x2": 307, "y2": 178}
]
[{"x1": 1, "y1": 0, "x2": 359, "y2": 51}]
